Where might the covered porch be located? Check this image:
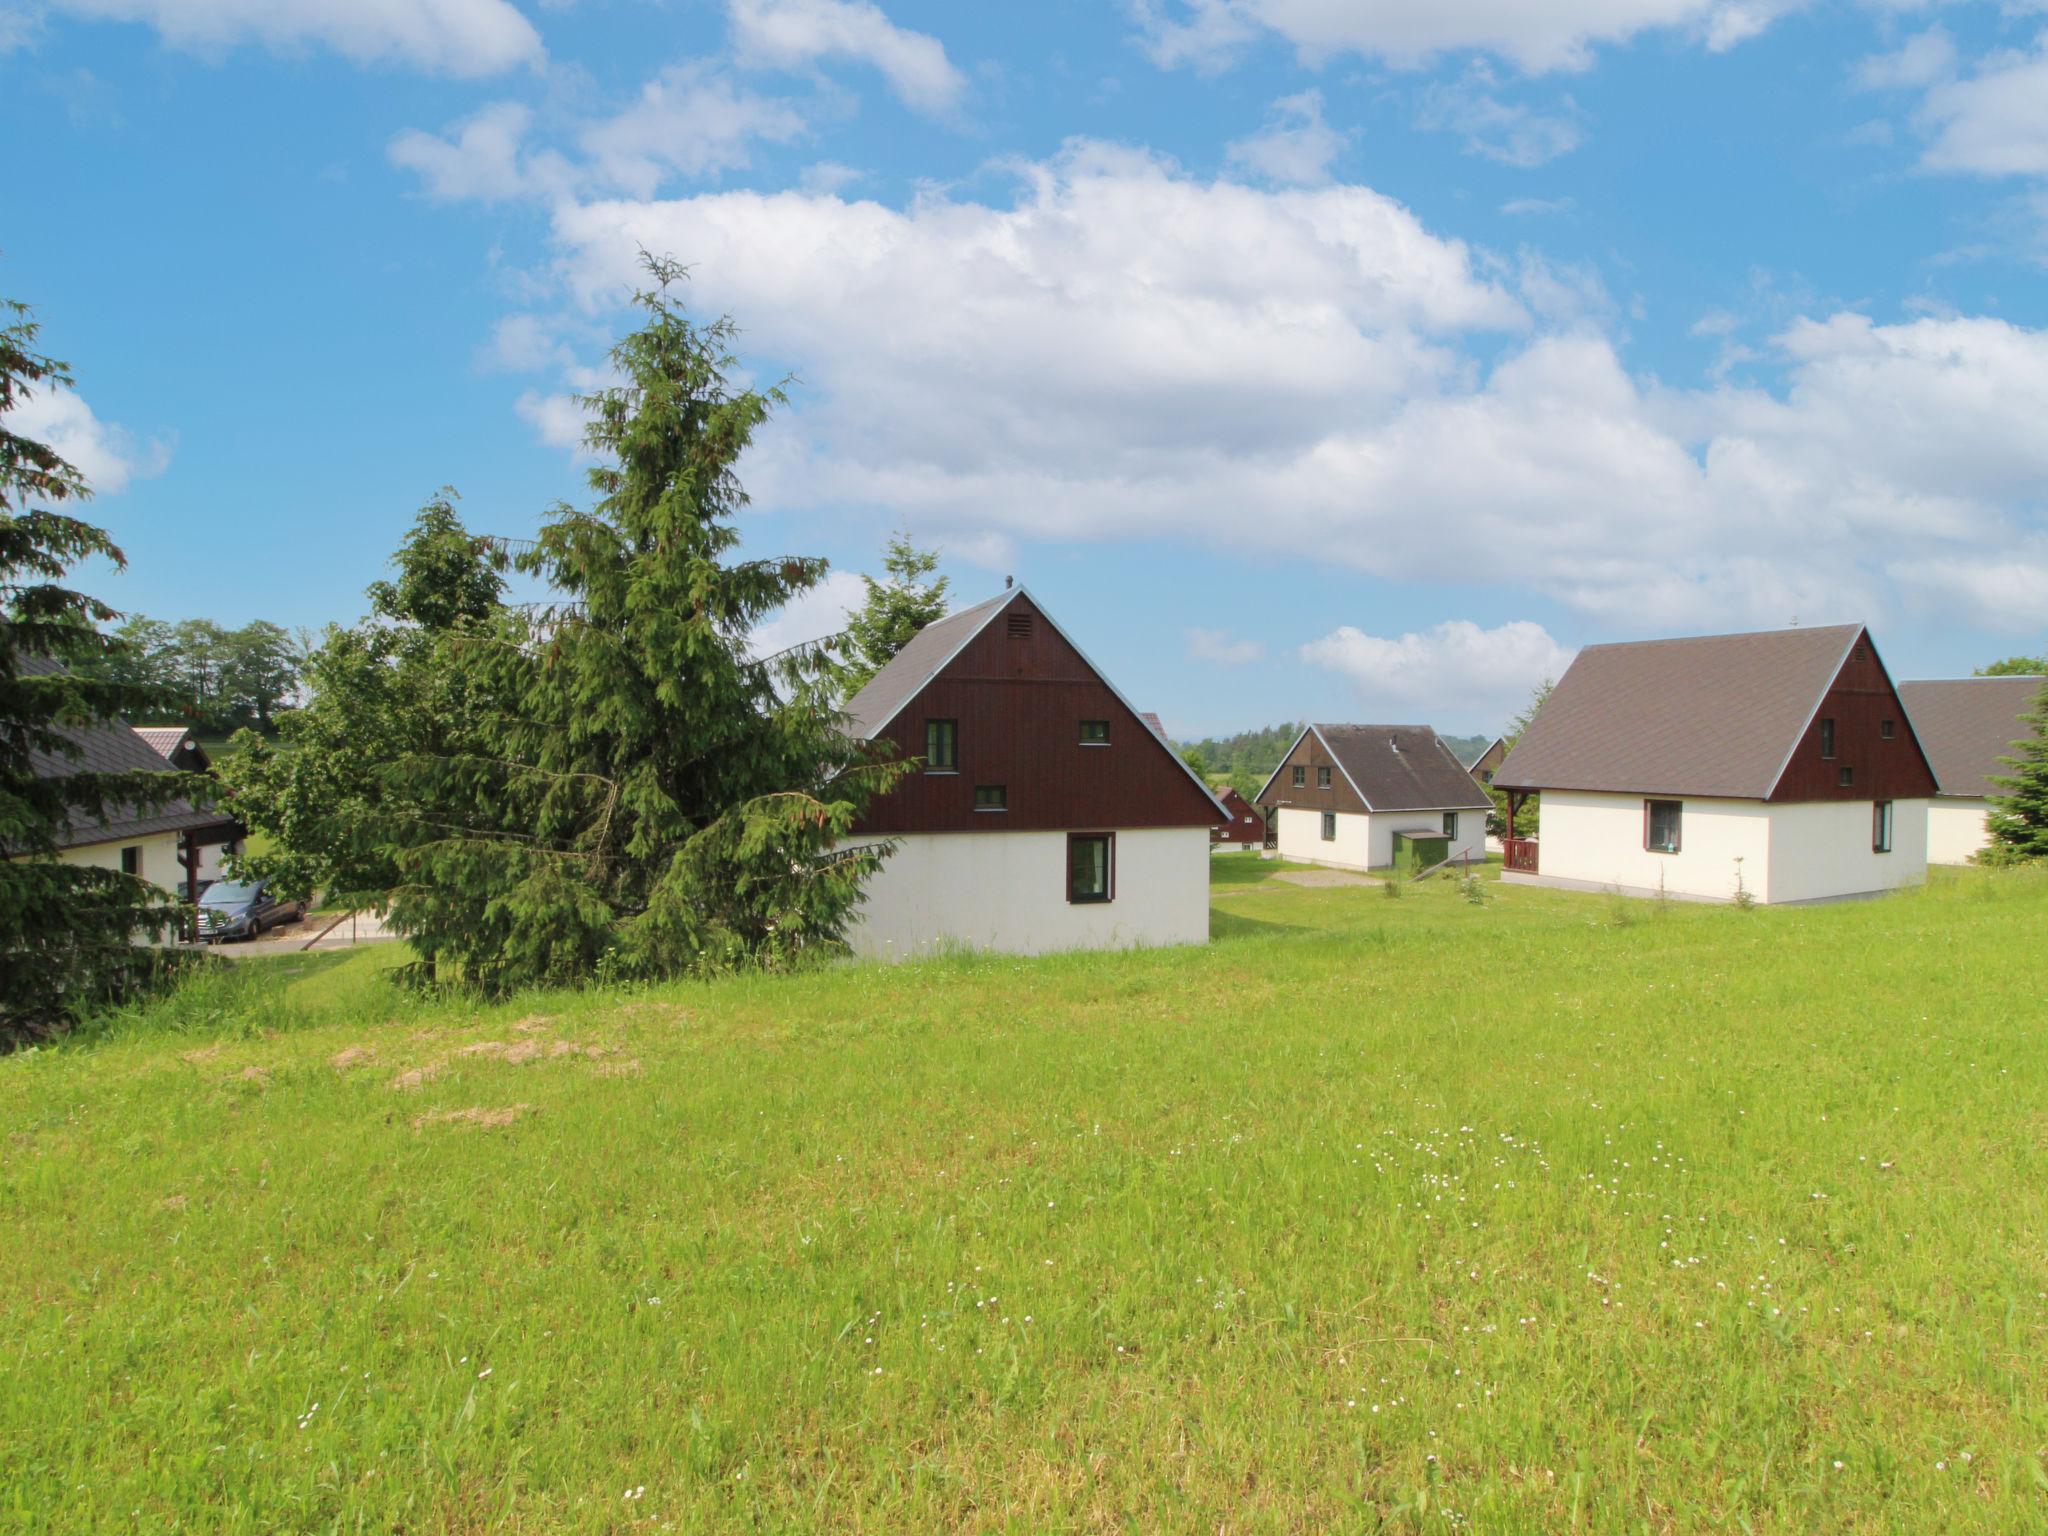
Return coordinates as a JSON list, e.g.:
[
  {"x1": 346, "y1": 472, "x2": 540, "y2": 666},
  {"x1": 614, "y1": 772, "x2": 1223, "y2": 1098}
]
[{"x1": 1501, "y1": 788, "x2": 1538, "y2": 873}]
